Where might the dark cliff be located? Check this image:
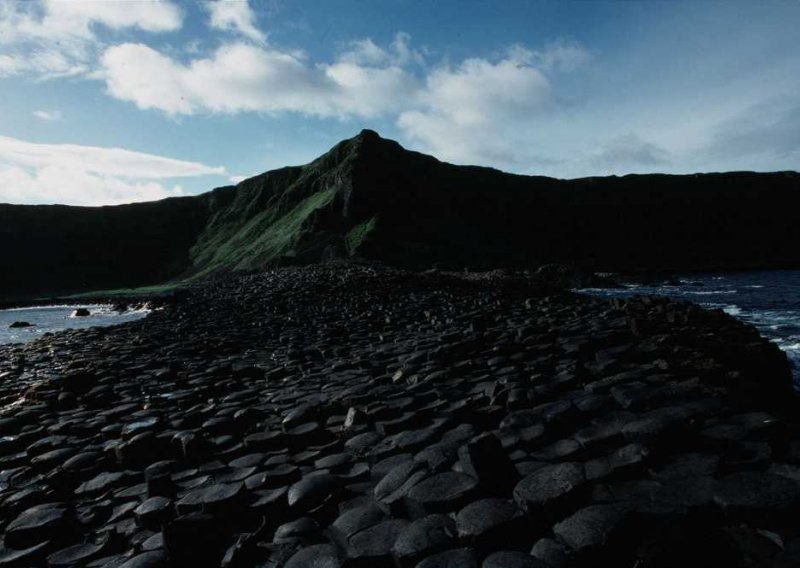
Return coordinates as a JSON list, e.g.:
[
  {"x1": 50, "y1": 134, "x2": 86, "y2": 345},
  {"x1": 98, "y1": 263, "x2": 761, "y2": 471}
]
[{"x1": 2, "y1": 130, "x2": 800, "y2": 300}]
